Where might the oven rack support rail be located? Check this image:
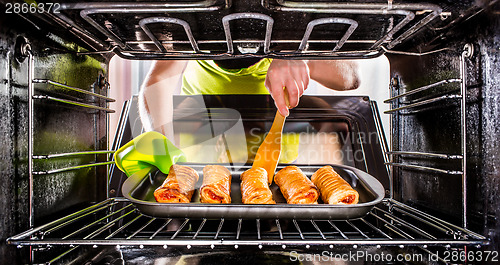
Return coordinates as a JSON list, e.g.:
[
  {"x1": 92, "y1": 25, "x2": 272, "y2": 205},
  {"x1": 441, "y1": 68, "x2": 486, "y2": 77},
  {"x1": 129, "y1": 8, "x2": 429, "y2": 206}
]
[
  {"x1": 44, "y1": 1, "x2": 443, "y2": 59},
  {"x1": 7, "y1": 198, "x2": 488, "y2": 252},
  {"x1": 21, "y1": 44, "x2": 117, "y2": 229},
  {"x1": 382, "y1": 44, "x2": 473, "y2": 228}
]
